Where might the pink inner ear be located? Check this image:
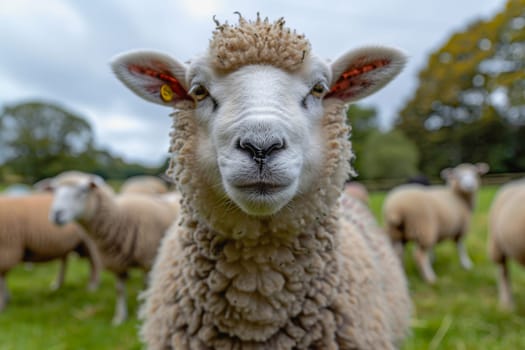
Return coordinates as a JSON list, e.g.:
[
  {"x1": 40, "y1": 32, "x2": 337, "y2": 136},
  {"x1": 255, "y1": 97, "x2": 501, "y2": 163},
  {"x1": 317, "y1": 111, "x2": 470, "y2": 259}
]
[
  {"x1": 128, "y1": 64, "x2": 191, "y2": 101},
  {"x1": 326, "y1": 58, "x2": 391, "y2": 99}
]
